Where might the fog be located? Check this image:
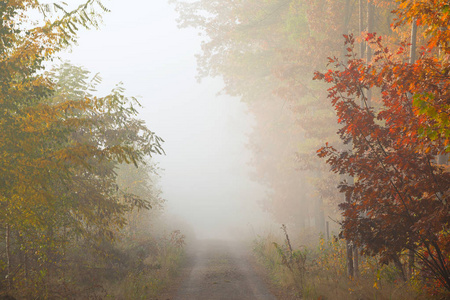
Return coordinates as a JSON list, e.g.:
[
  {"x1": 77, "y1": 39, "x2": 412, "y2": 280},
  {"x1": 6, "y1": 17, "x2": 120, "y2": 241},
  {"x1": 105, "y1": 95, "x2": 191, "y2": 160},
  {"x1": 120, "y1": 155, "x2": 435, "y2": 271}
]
[
  {"x1": 59, "y1": 0, "x2": 271, "y2": 239},
  {"x1": 4, "y1": 1, "x2": 448, "y2": 297}
]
